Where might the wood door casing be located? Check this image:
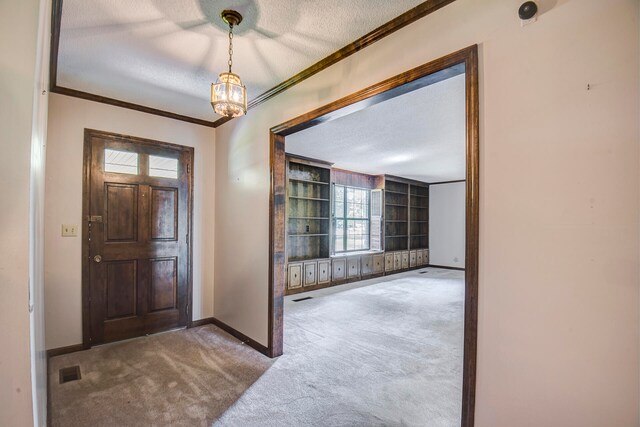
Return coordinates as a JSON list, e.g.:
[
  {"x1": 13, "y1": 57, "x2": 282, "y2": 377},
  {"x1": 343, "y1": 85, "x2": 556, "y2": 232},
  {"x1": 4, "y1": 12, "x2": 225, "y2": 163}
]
[{"x1": 82, "y1": 129, "x2": 193, "y2": 347}]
